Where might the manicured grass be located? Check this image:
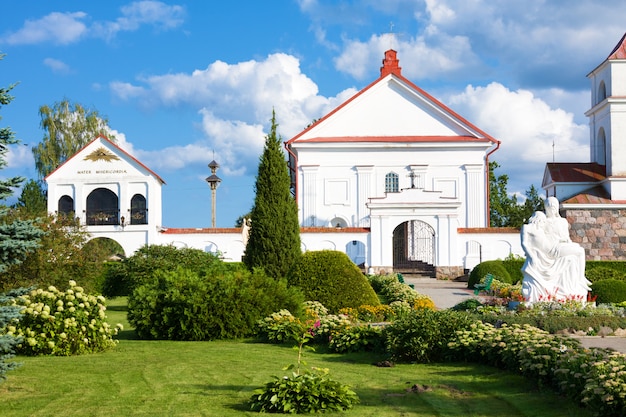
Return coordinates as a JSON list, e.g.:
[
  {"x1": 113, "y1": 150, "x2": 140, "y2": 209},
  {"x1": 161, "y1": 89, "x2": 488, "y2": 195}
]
[{"x1": 0, "y1": 298, "x2": 592, "y2": 416}]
